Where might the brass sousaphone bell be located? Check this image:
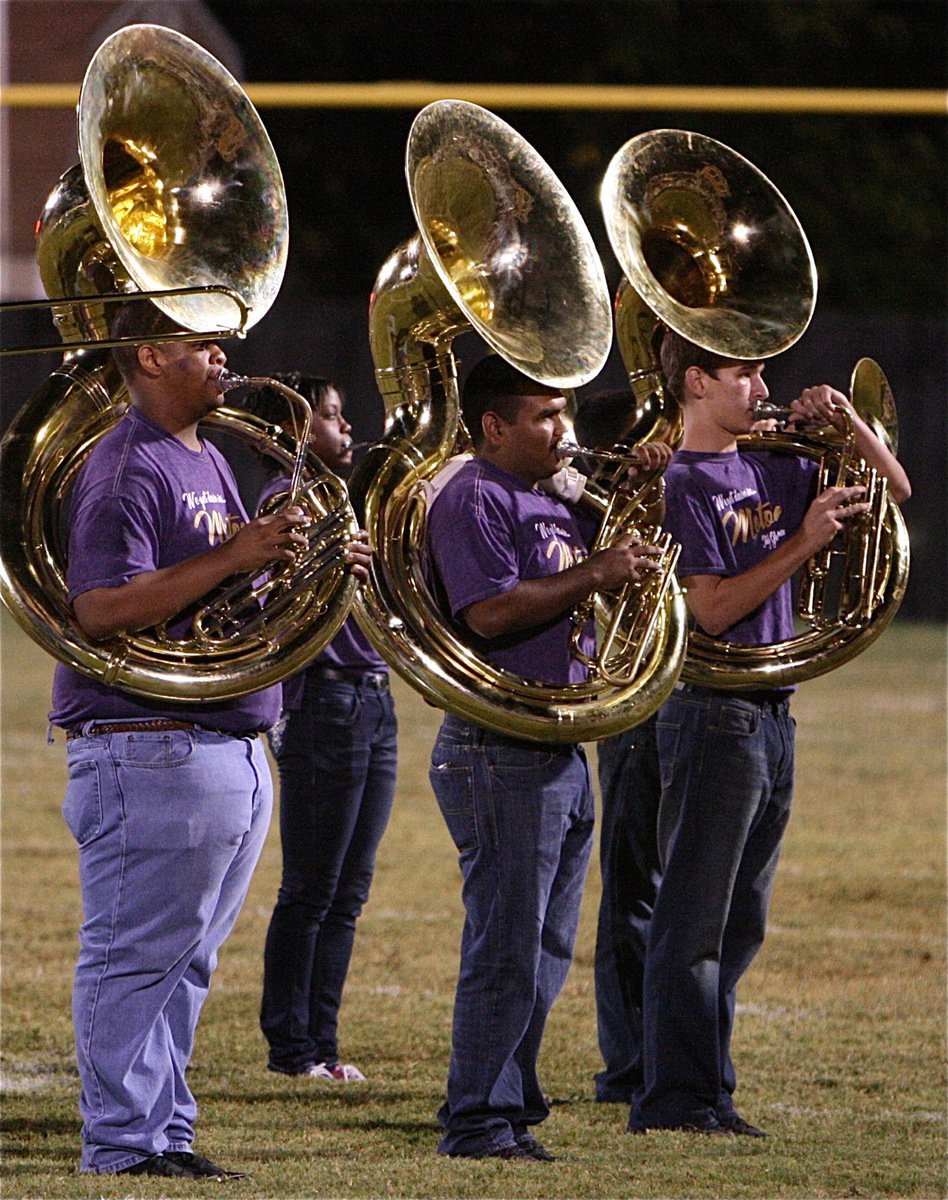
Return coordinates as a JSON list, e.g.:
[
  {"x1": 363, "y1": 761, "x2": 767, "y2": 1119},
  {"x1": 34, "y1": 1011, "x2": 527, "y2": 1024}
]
[
  {"x1": 600, "y1": 129, "x2": 909, "y2": 686},
  {"x1": 0, "y1": 24, "x2": 358, "y2": 700}
]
